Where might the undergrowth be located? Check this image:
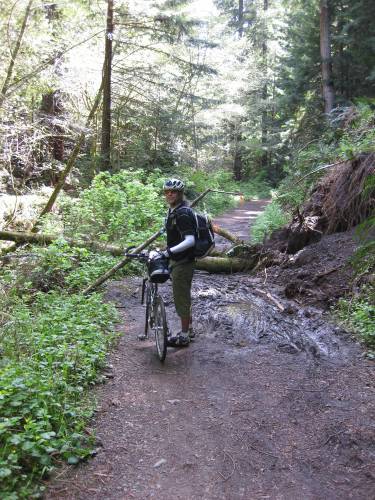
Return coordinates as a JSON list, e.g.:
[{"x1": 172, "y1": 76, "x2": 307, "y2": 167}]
[
  {"x1": 0, "y1": 288, "x2": 117, "y2": 497},
  {"x1": 335, "y1": 211, "x2": 375, "y2": 352},
  {"x1": 336, "y1": 287, "x2": 375, "y2": 353},
  {"x1": 250, "y1": 200, "x2": 290, "y2": 243}
]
